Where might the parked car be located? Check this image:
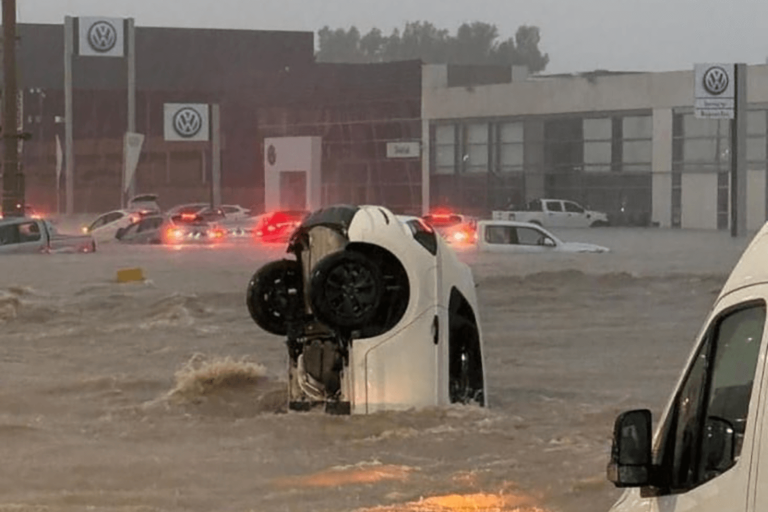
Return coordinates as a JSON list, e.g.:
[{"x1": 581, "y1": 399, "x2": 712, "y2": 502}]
[
  {"x1": 116, "y1": 214, "x2": 226, "y2": 245},
  {"x1": 421, "y1": 210, "x2": 478, "y2": 245},
  {"x1": 221, "y1": 204, "x2": 252, "y2": 221},
  {"x1": 0, "y1": 217, "x2": 96, "y2": 254},
  {"x1": 0, "y1": 204, "x2": 43, "y2": 220},
  {"x1": 167, "y1": 204, "x2": 227, "y2": 224},
  {"x1": 82, "y1": 209, "x2": 148, "y2": 243},
  {"x1": 127, "y1": 194, "x2": 161, "y2": 214},
  {"x1": 475, "y1": 220, "x2": 610, "y2": 253},
  {"x1": 253, "y1": 210, "x2": 308, "y2": 243},
  {"x1": 245, "y1": 204, "x2": 486, "y2": 415},
  {"x1": 492, "y1": 198, "x2": 609, "y2": 228},
  {"x1": 606, "y1": 221, "x2": 768, "y2": 512}
]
